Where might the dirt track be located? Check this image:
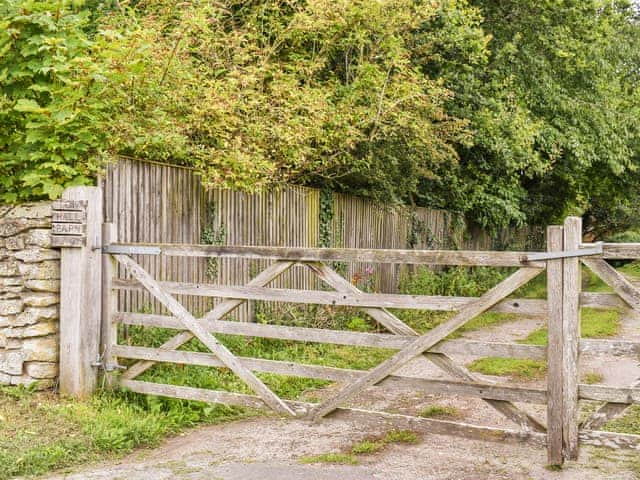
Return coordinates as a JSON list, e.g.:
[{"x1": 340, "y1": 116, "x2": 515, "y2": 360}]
[{"x1": 44, "y1": 313, "x2": 640, "y2": 480}]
